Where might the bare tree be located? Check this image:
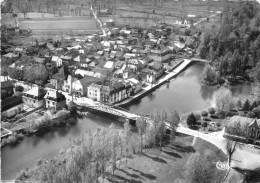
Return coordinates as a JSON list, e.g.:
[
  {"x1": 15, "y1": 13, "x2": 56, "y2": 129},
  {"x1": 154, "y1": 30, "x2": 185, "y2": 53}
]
[
  {"x1": 124, "y1": 120, "x2": 131, "y2": 166},
  {"x1": 226, "y1": 140, "x2": 237, "y2": 166},
  {"x1": 169, "y1": 110, "x2": 180, "y2": 143},
  {"x1": 136, "y1": 116, "x2": 148, "y2": 153}
]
